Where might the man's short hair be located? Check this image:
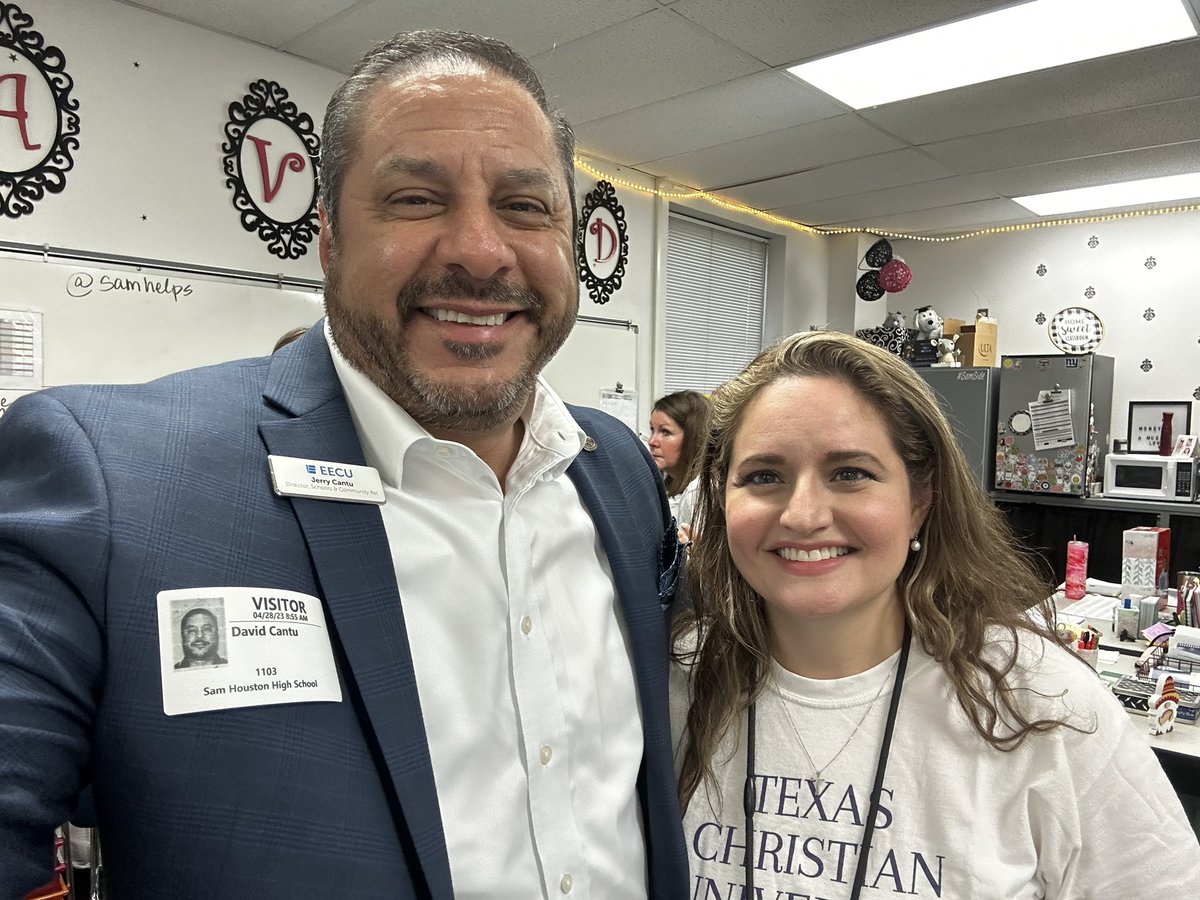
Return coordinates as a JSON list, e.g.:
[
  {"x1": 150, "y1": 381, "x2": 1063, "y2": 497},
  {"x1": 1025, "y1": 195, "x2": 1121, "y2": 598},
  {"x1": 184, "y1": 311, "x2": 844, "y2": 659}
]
[{"x1": 319, "y1": 29, "x2": 577, "y2": 235}]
